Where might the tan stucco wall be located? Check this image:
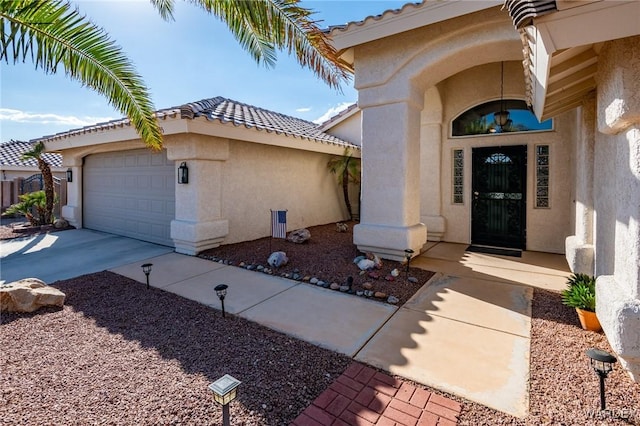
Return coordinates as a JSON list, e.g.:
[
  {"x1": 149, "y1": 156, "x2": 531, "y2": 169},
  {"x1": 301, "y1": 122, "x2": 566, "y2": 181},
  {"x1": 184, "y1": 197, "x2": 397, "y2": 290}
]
[
  {"x1": 220, "y1": 140, "x2": 348, "y2": 244},
  {"x1": 438, "y1": 62, "x2": 573, "y2": 253},
  {"x1": 325, "y1": 111, "x2": 362, "y2": 147}
]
